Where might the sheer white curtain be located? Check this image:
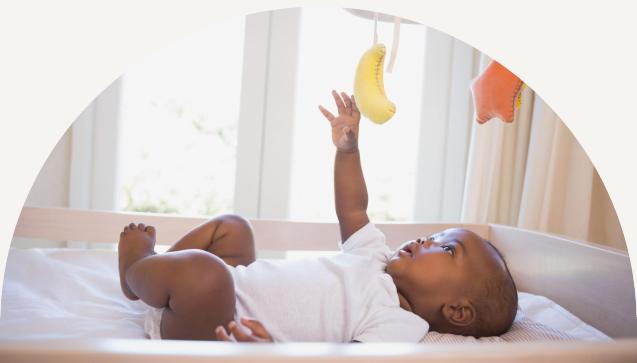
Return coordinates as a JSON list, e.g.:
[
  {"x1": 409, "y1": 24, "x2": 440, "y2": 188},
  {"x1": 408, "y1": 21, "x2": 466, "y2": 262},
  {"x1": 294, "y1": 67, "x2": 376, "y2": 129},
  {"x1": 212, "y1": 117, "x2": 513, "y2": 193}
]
[
  {"x1": 461, "y1": 55, "x2": 626, "y2": 249},
  {"x1": 413, "y1": 28, "x2": 477, "y2": 222}
]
